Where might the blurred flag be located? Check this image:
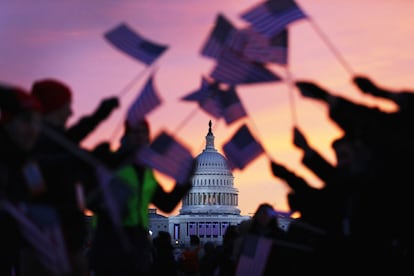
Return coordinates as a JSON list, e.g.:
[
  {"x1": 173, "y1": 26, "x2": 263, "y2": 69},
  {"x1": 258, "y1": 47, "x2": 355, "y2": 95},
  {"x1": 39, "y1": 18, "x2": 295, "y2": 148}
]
[
  {"x1": 240, "y1": 28, "x2": 288, "y2": 65},
  {"x1": 182, "y1": 79, "x2": 247, "y2": 125},
  {"x1": 223, "y1": 124, "x2": 265, "y2": 170},
  {"x1": 219, "y1": 86, "x2": 247, "y2": 125},
  {"x1": 181, "y1": 76, "x2": 223, "y2": 119},
  {"x1": 235, "y1": 235, "x2": 273, "y2": 276},
  {"x1": 104, "y1": 23, "x2": 168, "y2": 65},
  {"x1": 273, "y1": 209, "x2": 294, "y2": 218},
  {"x1": 200, "y1": 13, "x2": 246, "y2": 59},
  {"x1": 1, "y1": 201, "x2": 71, "y2": 275},
  {"x1": 137, "y1": 131, "x2": 194, "y2": 184},
  {"x1": 240, "y1": 0, "x2": 307, "y2": 38},
  {"x1": 210, "y1": 50, "x2": 282, "y2": 85},
  {"x1": 127, "y1": 73, "x2": 162, "y2": 127}
]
